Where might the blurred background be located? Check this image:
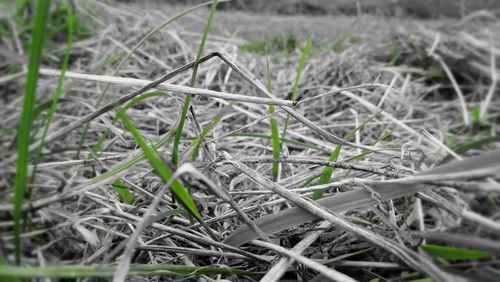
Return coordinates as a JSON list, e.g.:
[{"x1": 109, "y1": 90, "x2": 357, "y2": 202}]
[{"x1": 143, "y1": 0, "x2": 500, "y2": 18}]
